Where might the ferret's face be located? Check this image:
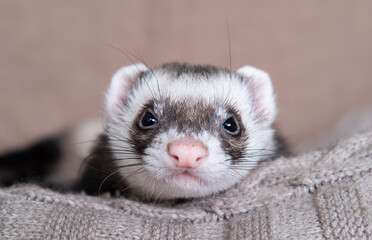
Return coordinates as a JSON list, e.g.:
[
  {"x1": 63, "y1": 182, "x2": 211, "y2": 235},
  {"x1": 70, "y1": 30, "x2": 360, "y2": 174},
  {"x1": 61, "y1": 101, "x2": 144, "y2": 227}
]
[{"x1": 105, "y1": 63, "x2": 277, "y2": 200}]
